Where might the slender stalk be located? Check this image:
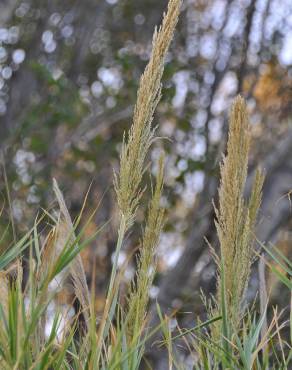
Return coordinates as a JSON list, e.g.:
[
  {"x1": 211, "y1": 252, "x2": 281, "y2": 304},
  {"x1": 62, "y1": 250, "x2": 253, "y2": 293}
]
[{"x1": 108, "y1": 214, "x2": 127, "y2": 296}]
